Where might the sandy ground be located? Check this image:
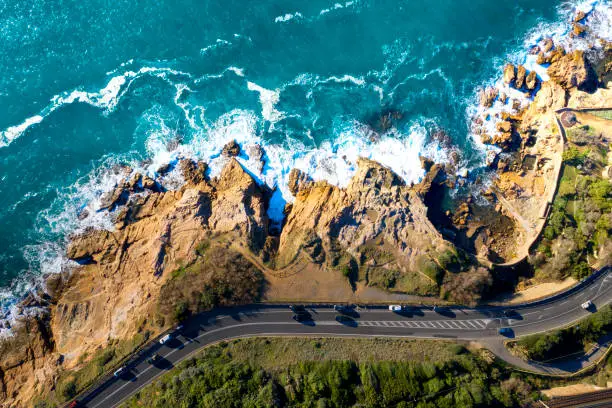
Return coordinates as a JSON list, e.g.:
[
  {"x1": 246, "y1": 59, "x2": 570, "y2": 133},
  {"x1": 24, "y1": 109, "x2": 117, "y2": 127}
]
[
  {"x1": 542, "y1": 383, "x2": 607, "y2": 398},
  {"x1": 489, "y1": 277, "x2": 577, "y2": 305},
  {"x1": 262, "y1": 263, "x2": 438, "y2": 304}
]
